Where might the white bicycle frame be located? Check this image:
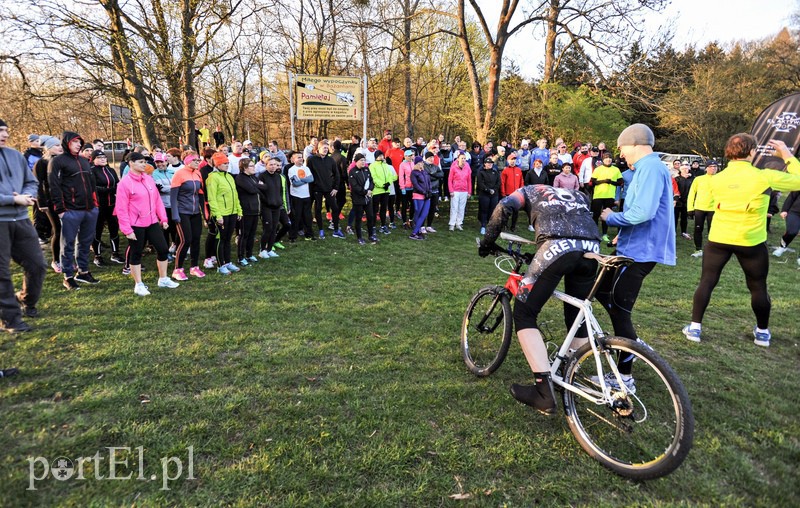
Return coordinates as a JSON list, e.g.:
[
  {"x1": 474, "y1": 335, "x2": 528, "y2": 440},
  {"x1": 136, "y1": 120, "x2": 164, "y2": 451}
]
[
  {"x1": 548, "y1": 290, "x2": 629, "y2": 404},
  {"x1": 495, "y1": 232, "x2": 631, "y2": 405}
]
